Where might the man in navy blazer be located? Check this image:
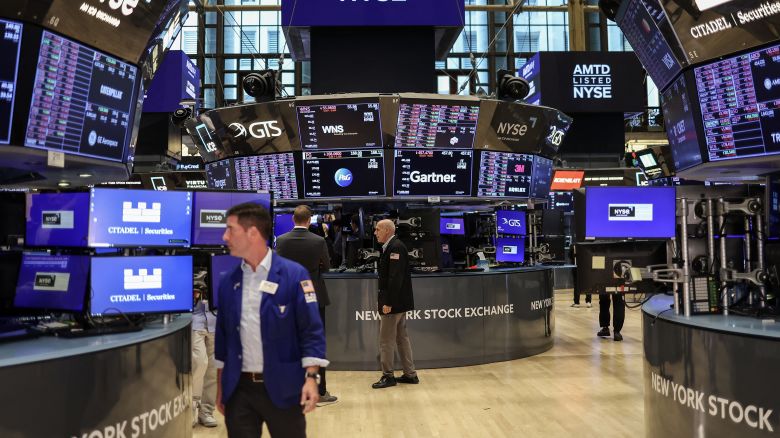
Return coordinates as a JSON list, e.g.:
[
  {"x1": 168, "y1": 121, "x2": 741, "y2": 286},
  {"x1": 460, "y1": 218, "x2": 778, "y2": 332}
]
[{"x1": 215, "y1": 202, "x2": 328, "y2": 437}]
